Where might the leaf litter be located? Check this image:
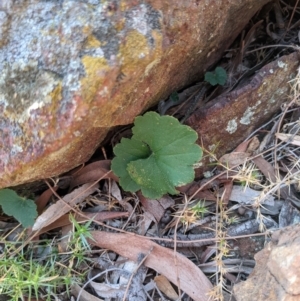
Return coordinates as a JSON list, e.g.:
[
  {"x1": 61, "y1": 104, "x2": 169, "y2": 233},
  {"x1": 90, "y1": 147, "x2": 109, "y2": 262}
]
[
  {"x1": 2, "y1": 3, "x2": 300, "y2": 301},
  {"x1": 4, "y1": 99, "x2": 300, "y2": 300}
]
